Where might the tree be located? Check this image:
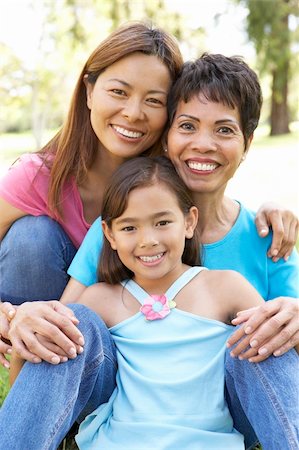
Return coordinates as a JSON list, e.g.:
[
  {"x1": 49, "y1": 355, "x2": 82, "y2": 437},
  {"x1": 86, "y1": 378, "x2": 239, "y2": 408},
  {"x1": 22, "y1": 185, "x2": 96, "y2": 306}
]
[{"x1": 237, "y1": 0, "x2": 299, "y2": 135}]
